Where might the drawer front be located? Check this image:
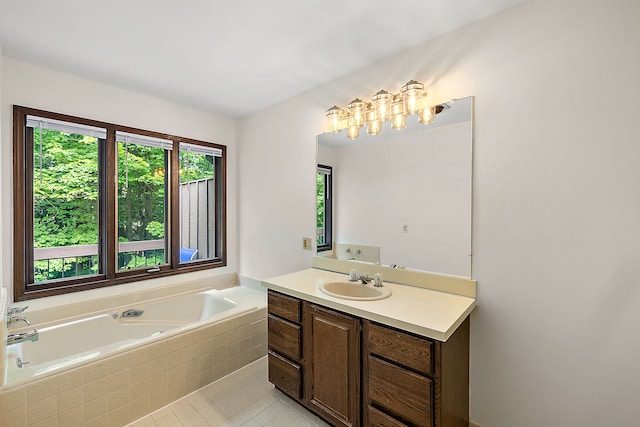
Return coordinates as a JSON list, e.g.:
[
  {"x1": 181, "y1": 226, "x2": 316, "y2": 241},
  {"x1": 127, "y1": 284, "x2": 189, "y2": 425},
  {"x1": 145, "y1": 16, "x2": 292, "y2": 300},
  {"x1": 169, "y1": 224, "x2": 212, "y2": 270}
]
[
  {"x1": 367, "y1": 405, "x2": 408, "y2": 427},
  {"x1": 268, "y1": 351, "x2": 302, "y2": 400},
  {"x1": 368, "y1": 355, "x2": 432, "y2": 427},
  {"x1": 268, "y1": 290, "x2": 301, "y2": 323},
  {"x1": 268, "y1": 315, "x2": 301, "y2": 361},
  {"x1": 367, "y1": 321, "x2": 433, "y2": 375}
]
